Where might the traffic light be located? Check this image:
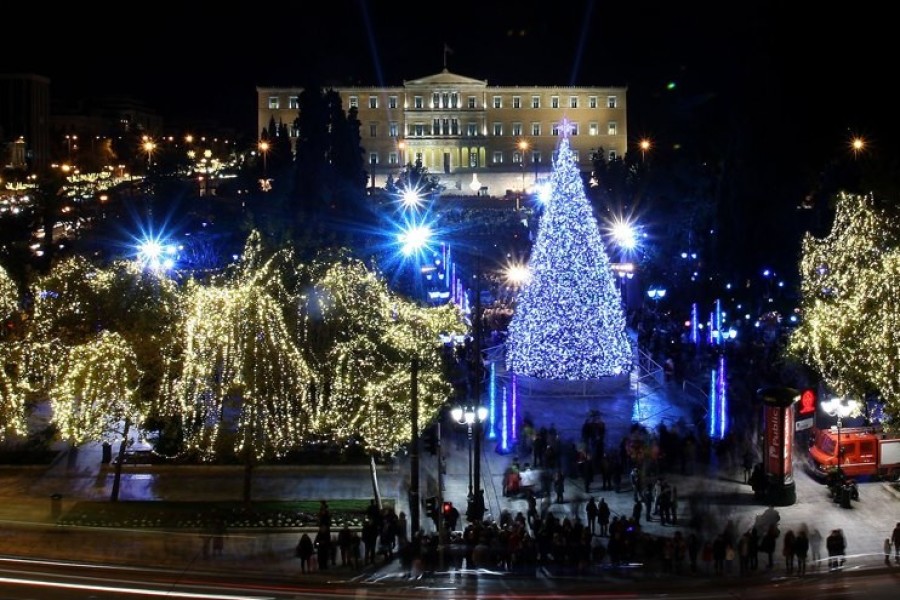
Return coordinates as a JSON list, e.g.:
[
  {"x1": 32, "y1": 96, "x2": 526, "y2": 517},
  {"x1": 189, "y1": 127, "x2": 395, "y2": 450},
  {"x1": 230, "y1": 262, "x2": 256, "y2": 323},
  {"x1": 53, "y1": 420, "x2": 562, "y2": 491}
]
[
  {"x1": 423, "y1": 426, "x2": 438, "y2": 455},
  {"x1": 442, "y1": 501, "x2": 453, "y2": 516},
  {"x1": 425, "y1": 496, "x2": 437, "y2": 513}
]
